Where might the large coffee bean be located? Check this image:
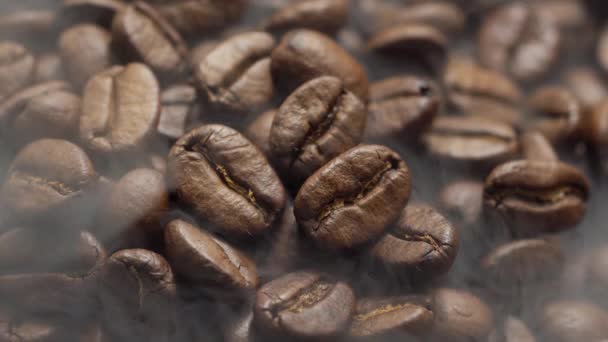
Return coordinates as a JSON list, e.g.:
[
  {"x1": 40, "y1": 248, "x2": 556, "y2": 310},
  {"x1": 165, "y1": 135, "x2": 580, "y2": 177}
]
[
  {"x1": 431, "y1": 288, "x2": 494, "y2": 342},
  {"x1": 527, "y1": 86, "x2": 582, "y2": 145},
  {"x1": 262, "y1": 0, "x2": 348, "y2": 35},
  {"x1": 539, "y1": 300, "x2": 608, "y2": 342},
  {"x1": 59, "y1": 24, "x2": 113, "y2": 87}
]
